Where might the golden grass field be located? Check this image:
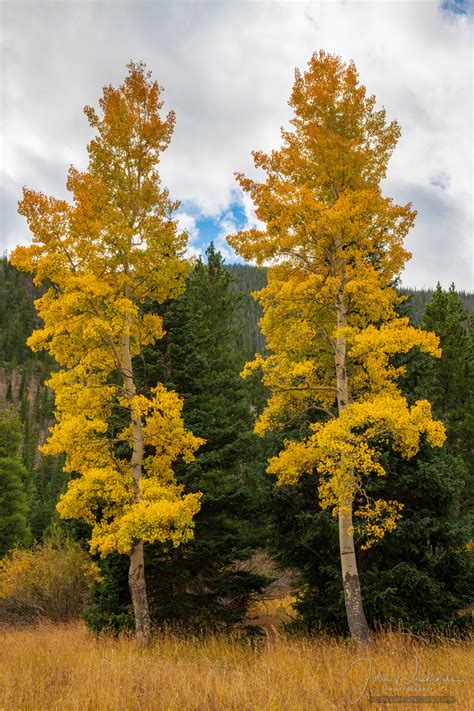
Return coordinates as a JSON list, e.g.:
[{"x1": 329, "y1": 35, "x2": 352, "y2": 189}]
[{"x1": 0, "y1": 622, "x2": 472, "y2": 710}]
